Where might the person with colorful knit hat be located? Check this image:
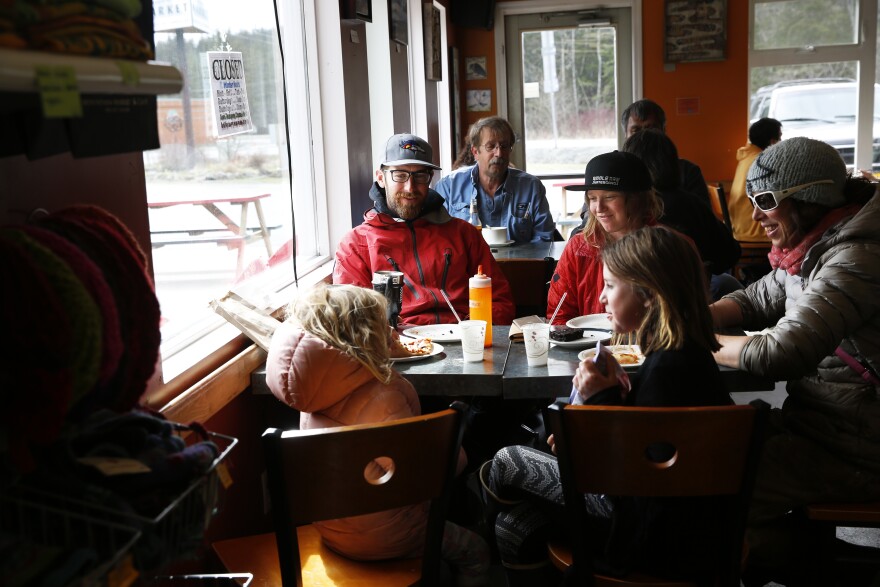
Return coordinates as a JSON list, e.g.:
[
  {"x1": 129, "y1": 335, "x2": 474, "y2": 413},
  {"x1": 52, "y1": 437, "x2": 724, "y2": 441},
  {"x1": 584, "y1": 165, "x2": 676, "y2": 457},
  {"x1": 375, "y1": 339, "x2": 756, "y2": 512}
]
[{"x1": 710, "y1": 136, "x2": 880, "y2": 585}]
